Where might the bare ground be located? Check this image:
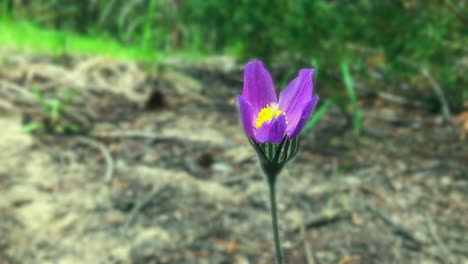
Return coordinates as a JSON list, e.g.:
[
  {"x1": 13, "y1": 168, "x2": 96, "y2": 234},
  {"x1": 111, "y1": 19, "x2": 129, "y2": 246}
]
[{"x1": 0, "y1": 50, "x2": 467, "y2": 264}]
